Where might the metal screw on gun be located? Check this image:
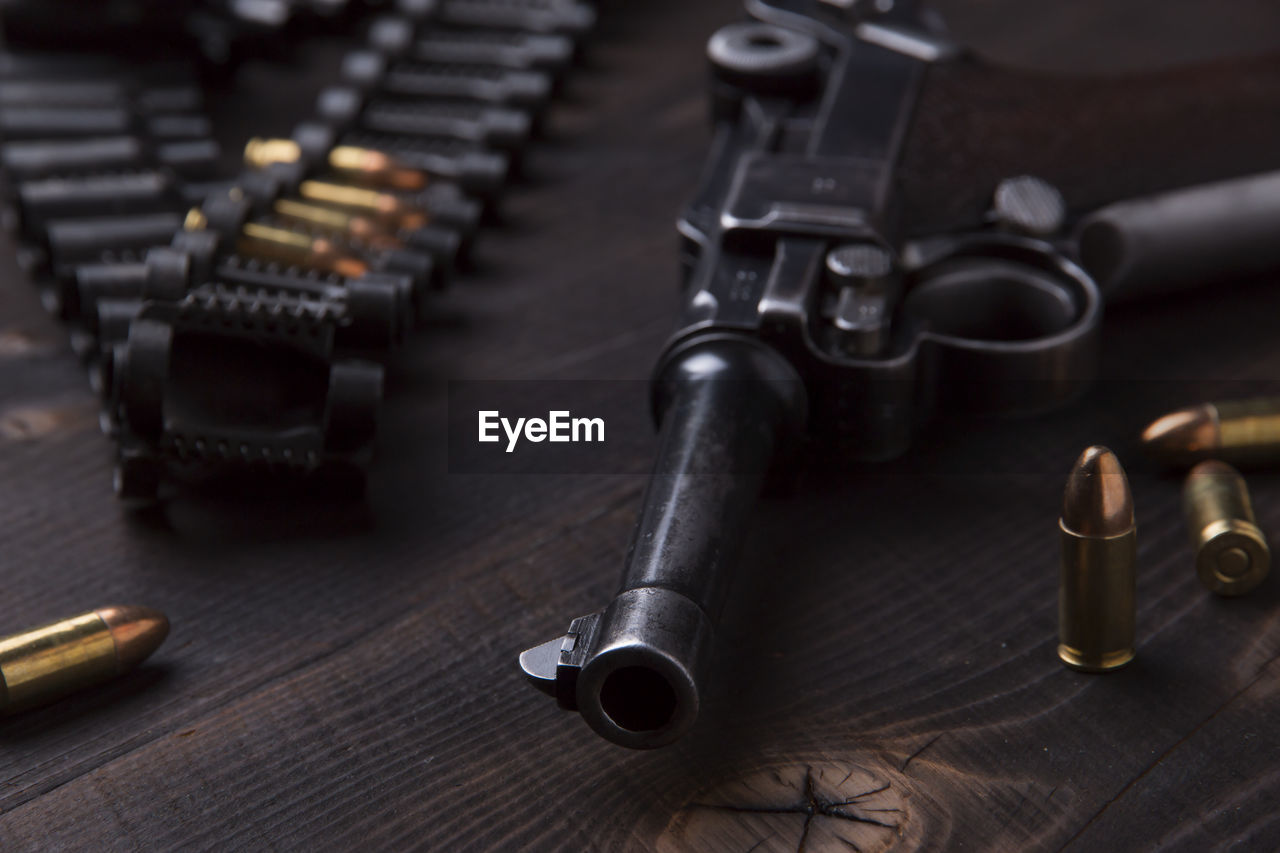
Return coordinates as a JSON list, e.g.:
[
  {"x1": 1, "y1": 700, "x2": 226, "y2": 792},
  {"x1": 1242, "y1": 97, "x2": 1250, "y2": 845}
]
[
  {"x1": 825, "y1": 242, "x2": 897, "y2": 357},
  {"x1": 707, "y1": 22, "x2": 820, "y2": 79},
  {"x1": 992, "y1": 175, "x2": 1066, "y2": 237},
  {"x1": 1184, "y1": 460, "x2": 1271, "y2": 596}
]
